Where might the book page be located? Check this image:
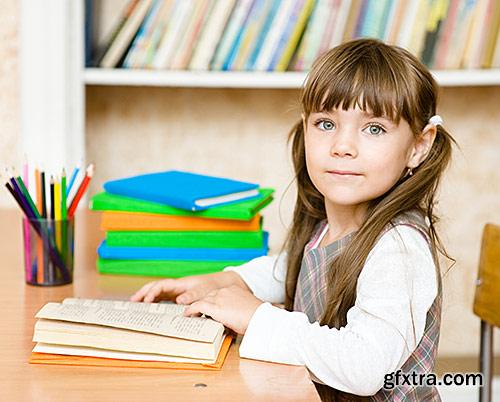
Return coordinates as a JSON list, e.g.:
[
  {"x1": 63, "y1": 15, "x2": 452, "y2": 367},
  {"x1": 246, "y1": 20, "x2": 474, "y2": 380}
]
[
  {"x1": 62, "y1": 298, "x2": 187, "y2": 315},
  {"x1": 33, "y1": 336, "x2": 227, "y2": 364},
  {"x1": 34, "y1": 320, "x2": 225, "y2": 360},
  {"x1": 36, "y1": 302, "x2": 222, "y2": 343}
]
